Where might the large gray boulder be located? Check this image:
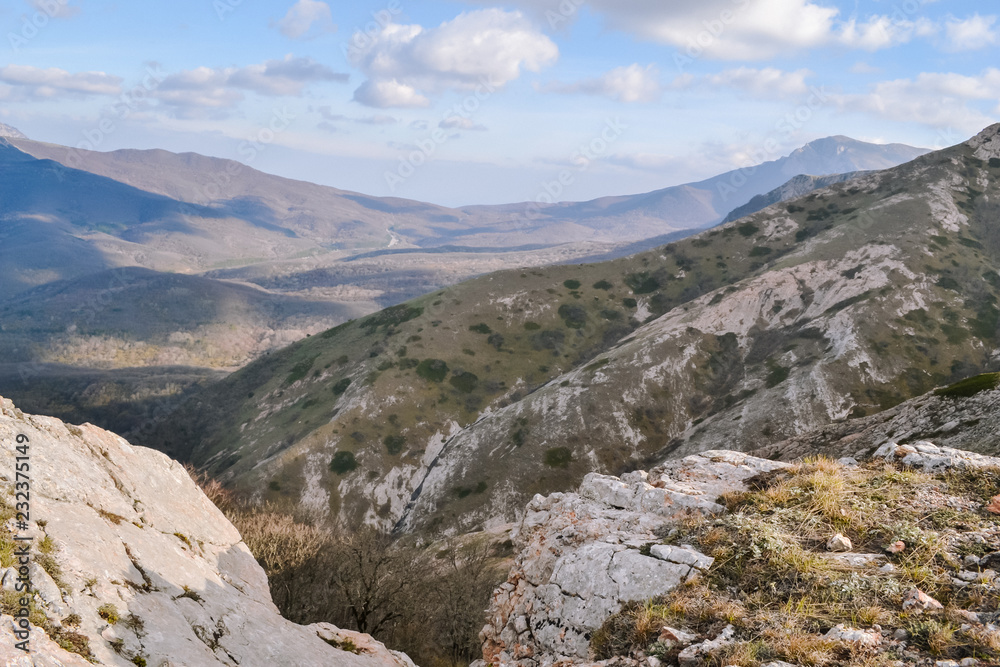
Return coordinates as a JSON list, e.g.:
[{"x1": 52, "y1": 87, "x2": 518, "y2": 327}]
[
  {"x1": 480, "y1": 450, "x2": 790, "y2": 666},
  {"x1": 0, "y1": 396, "x2": 415, "y2": 667}
]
